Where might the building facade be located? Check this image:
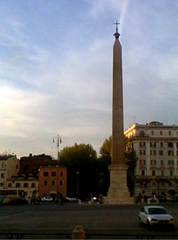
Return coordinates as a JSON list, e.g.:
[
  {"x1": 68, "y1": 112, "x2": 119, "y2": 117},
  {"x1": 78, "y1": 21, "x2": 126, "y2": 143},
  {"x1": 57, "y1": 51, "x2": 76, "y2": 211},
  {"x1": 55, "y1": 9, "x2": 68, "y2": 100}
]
[
  {"x1": 19, "y1": 154, "x2": 57, "y2": 177},
  {"x1": 38, "y1": 165, "x2": 67, "y2": 199},
  {"x1": 0, "y1": 155, "x2": 19, "y2": 189},
  {"x1": 124, "y1": 121, "x2": 178, "y2": 197},
  {"x1": 6, "y1": 174, "x2": 39, "y2": 198}
]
